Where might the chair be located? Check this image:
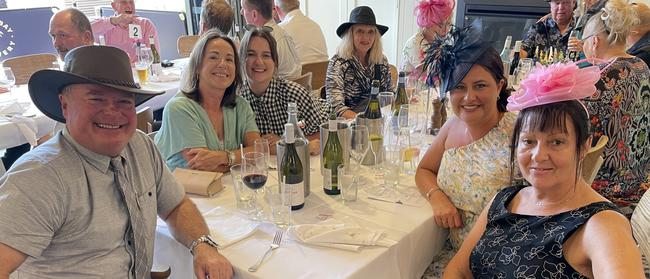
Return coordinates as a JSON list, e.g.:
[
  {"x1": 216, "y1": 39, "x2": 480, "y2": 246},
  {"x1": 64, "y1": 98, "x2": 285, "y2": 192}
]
[
  {"x1": 291, "y1": 72, "x2": 312, "y2": 92},
  {"x1": 389, "y1": 64, "x2": 398, "y2": 89},
  {"x1": 301, "y1": 60, "x2": 329, "y2": 91},
  {"x1": 632, "y1": 189, "x2": 650, "y2": 259},
  {"x1": 1, "y1": 53, "x2": 58, "y2": 85},
  {"x1": 137, "y1": 106, "x2": 154, "y2": 134},
  {"x1": 177, "y1": 35, "x2": 199, "y2": 58},
  {"x1": 581, "y1": 135, "x2": 608, "y2": 185},
  {"x1": 151, "y1": 264, "x2": 171, "y2": 279}
]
